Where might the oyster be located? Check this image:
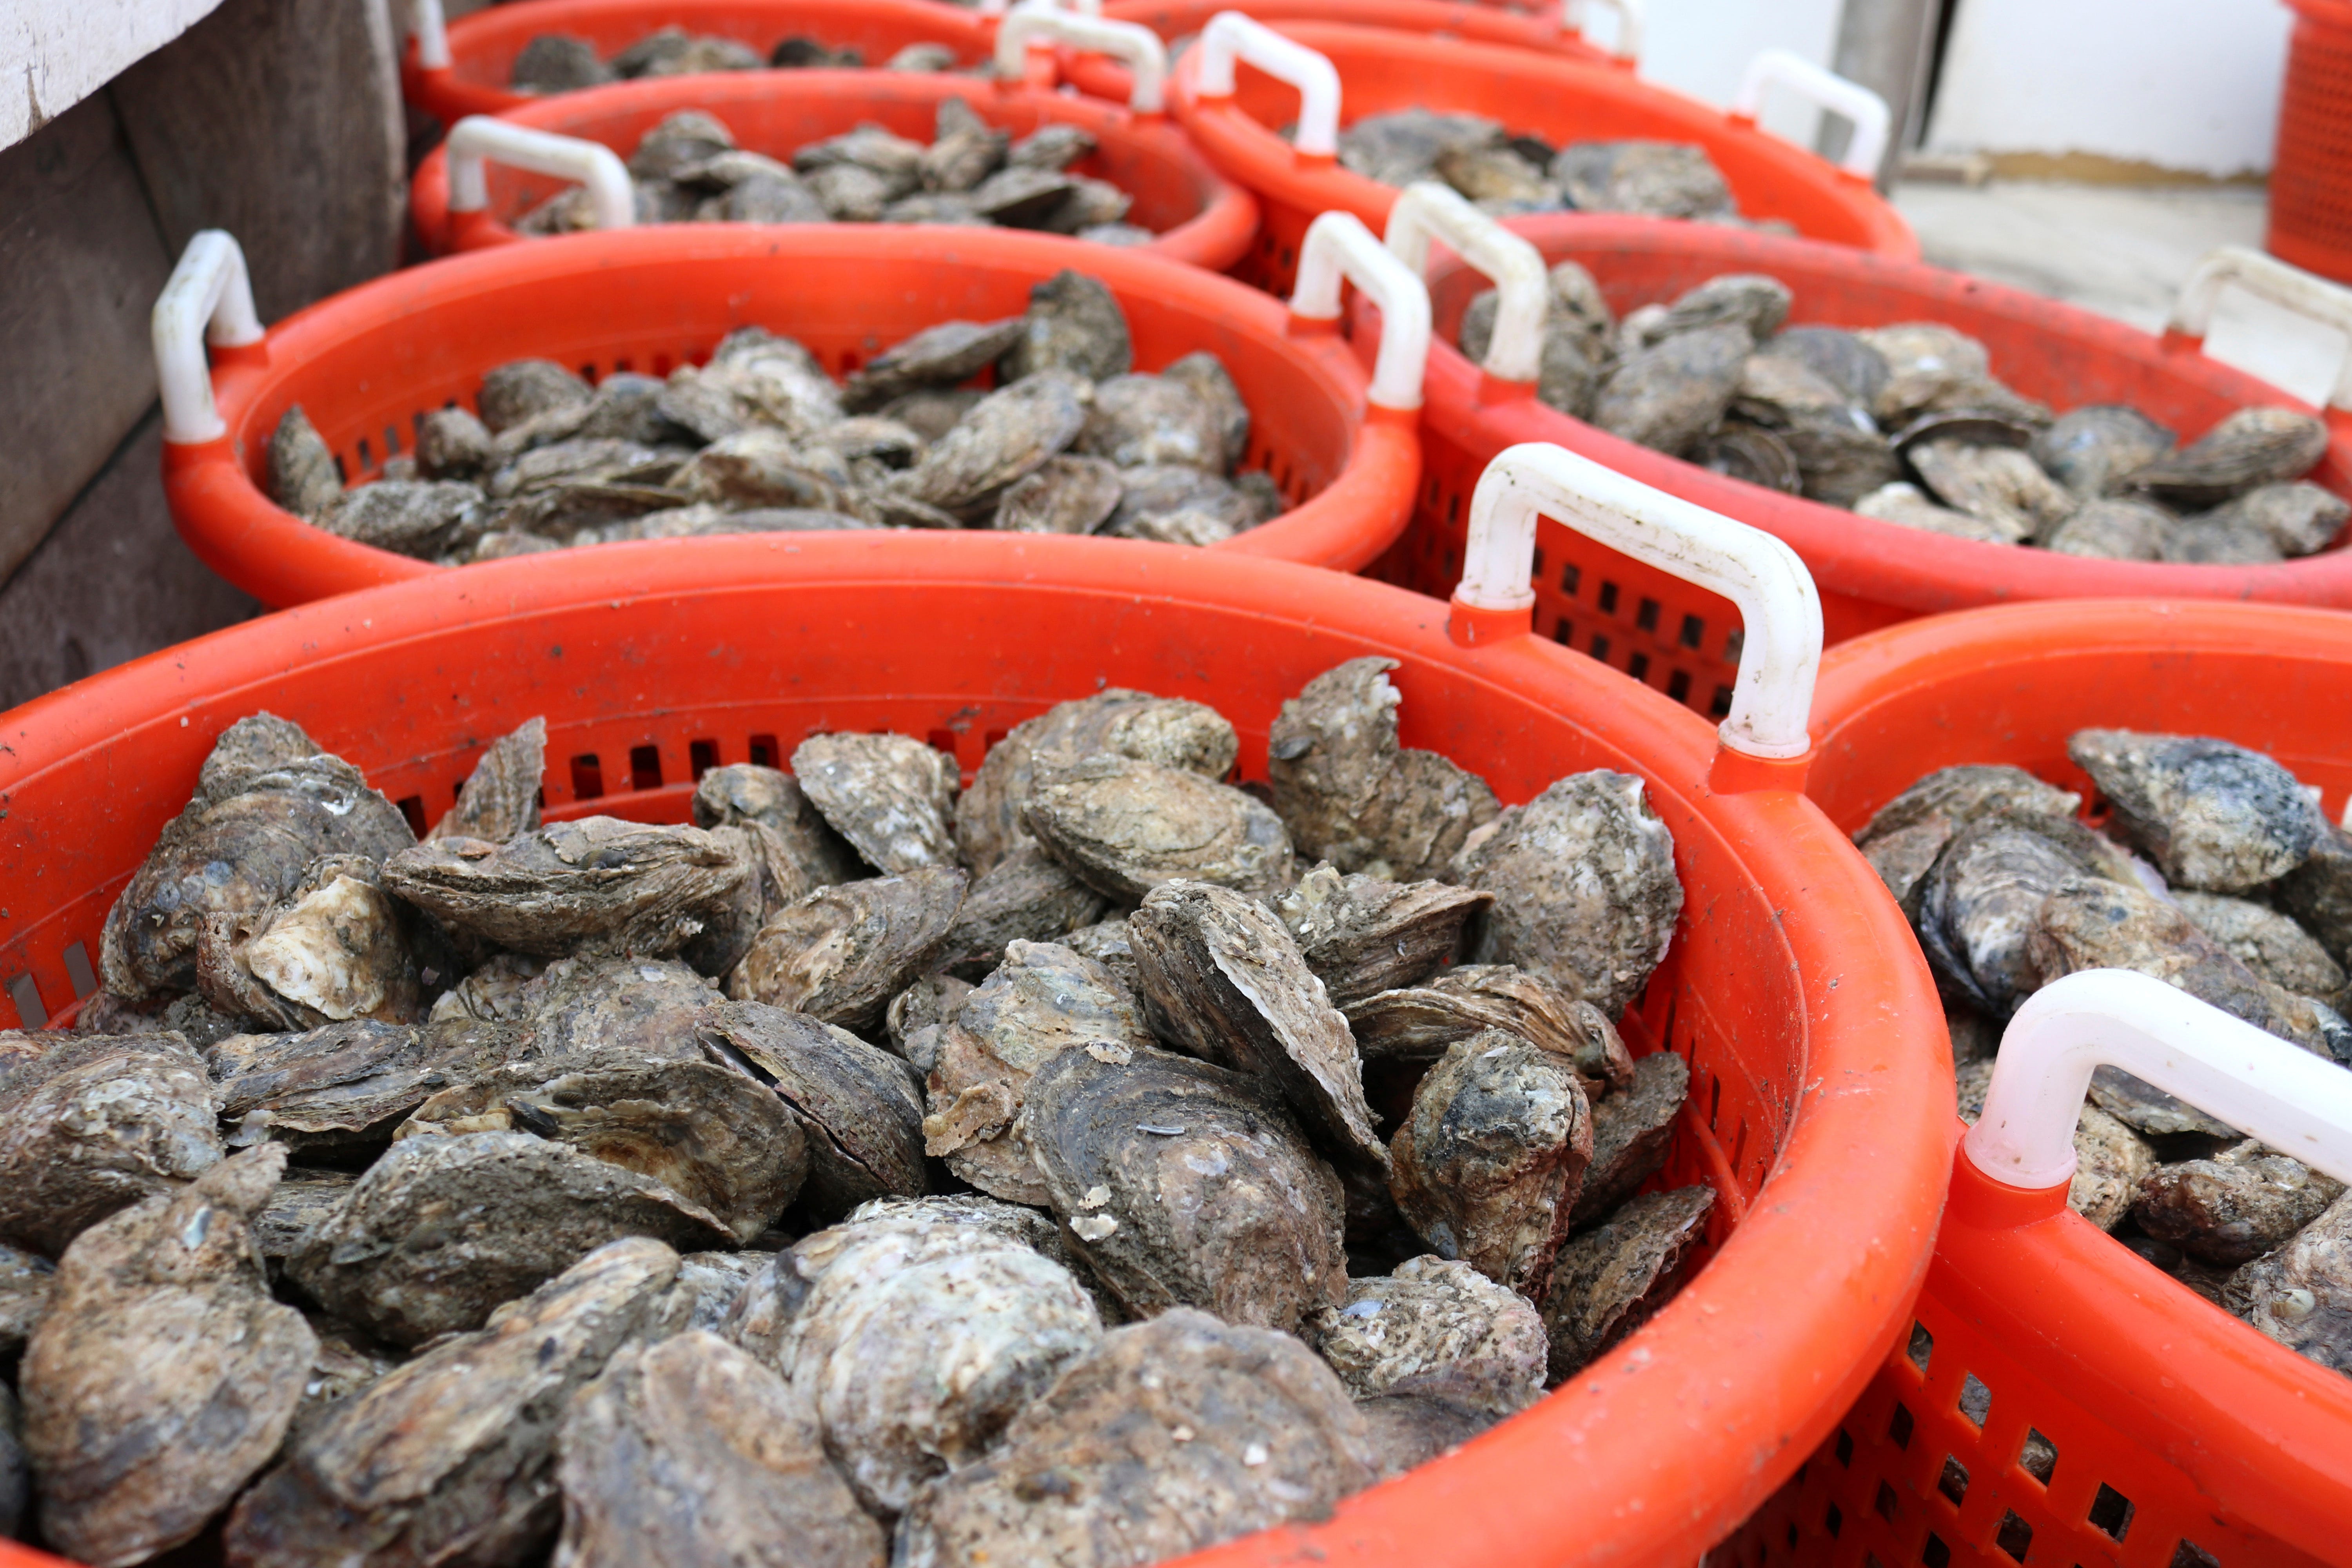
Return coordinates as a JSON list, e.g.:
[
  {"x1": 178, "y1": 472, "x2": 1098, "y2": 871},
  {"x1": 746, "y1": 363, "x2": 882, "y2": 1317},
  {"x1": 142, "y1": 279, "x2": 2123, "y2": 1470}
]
[
  {"x1": 1307, "y1": 1254, "x2": 1547, "y2": 1414},
  {"x1": 1540, "y1": 1184, "x2": 1714, "y2": 1380},
  {"x1": 894, "y1": 1309, "x2": 1375, "y2": 1568},
  {"x1": 1853, "y1": 762, "x2": 2082, "y2": 910},
  {"x1": 692, "y1": 762, "x2": 869, "y2": 889},
  {"x1": 1590, "y1": 323, "x2": 1751, "y2": 457},
  {"x1": 2198, "y1": 481, "x2": 2350, "y2": 557},
  {"x1": 1905, "y1": 439, "x2": 2073, "y2": 543},
  {"x1": 1355, "y1": 1393, "x2": 1495, "y2": 1481},
  {"x1": 209, "y1": 1016, "x2": 541, "y2": 1153},
  {"x1": 227, "y1": 1238, "x2": 683, "y2": 1568},
  {"x1": 1274, "y1": 864, "x2": 1491, "y2": 1007},
  {"x1": 998, "y1": 269, "x2": 1132, "y2": 383},
  {"x1": 1023, "y1": 754, "x2": 1294, "y2": 899},
  {"x1": 886, "y1": 971, "x2": 973, "y2": 1075},
  {"x1": 1694, "y1": 422, "x2": 1802, "y2": 494},
  {"x1": 791, "y1": 732, "x2": 960, "y2": 873},
  {"x1": 1130, "y1": 880, "x2": 1386, "y2": 1169},
  {"x1": 286, "y1": 1129, "x2": 732, "y2": 1347},
  {"x1": 554, "y1": 1330, "x2": 885, "y2": 1568},
  {"x1": 2069, "y1": 728, "x2": 2326, "y2": 892},
  {"x1": 2225, "y1": 1188, "x2": 2352, "y2": 1374},
  {"x1": 1855, "y1": 481, "x2": 2018, "y2": 544},
  {"x1": 267, "y1": 404, "x2": 344, "y2": 517},
  {"x1": 957, "y1": 689, "x2": 1237, "y2": 873},
  {"x1": 1642, "y1": 275, "x2": 1791, "y2": 345},
  {"x1": 940, "y1": 846, "x2": 1109, "y2": 976},
  {"x1": 511, "y1": 33, "x2": 611, "y2": 91},
  {"x1": 991, "y1": 454, "x2": 1124, "y2": 534},
  {"x1": 921, "y1": 97, "x2": 1008, "y2": 192},
  {"x1": 1550, "y1": 140, "x2": 1732, "y2": 218},
  {"x1": 1061, "y1": 918, "x2": 1139, "y2": 995},
  {"x1": 2031, "y1": 405, "x2": 2176, "y2": 496},
  {"x1": 479, "y1": 359, "x2": 595, "y2": 432},
  {"x1": 2175, "y1": 890, "x2": 2346, "y2": 1004},
  {"x1": 0, "y1": 1245, "x2": 53, "y2": 1351},
  {"x1": 1911, "y1": 811, "x2": 2134, "y2": 1016},
  {"x1": 1345, "y1": 964, "x2": 1633, "y2": 1095},
  {"x1": 726, "y1": 868, "x2": 967, "y2": 1032},
  {"x1": 2134, "y1": 1140, "x2": 2345, "y2": 1267},
  {"x1": 1100, "y1": 463, "x2": 1276, "y2": 544},
  {"x1": 1336, "y1": 109, "x2": 1502, "y2": 188},
  {"x1": 2042, "y1": 496, "x2": 2172, "y2": 559},
  {"x1": 894, "y1": 370, "x2": 1091, "y2": 517},
  {"x1": 382, "y1": 817, "x2": 751, "y2": 958},
  {"x1": 842, "y1": 318, "x2": 1024, "y2": 412},
  {"x1": 428, "y1": 717, "x2": 546, "y2": 842},
  {"x1": 1077, "y1": 373, "x2": 1225, "y2": 472},
  {"x1": 695, "y1": 1000, "x2": 929, "y2": 1219},
  {"x1": 254, "y1": 1168, "x2": 357, "y2": 1262},
  {"x1": 1390, "y1": 1031, "x2": 1591, "y2": 1298},
  {"x1": 498, "y1": 953, "x2": 720, "y2": 1056},
  {"x1": 1022, "y1": 1044, "x2": 1348, "y2": 1331},
  {"x1": 924, "y1": 940, "x2": 1150, "y2": 1204},
  {"x1": 197, "y1": 855, "x2": 425, "y2": 1029},
  {"x1": 1758, "y1": 326, "x2": 1889, "y2": 412},
  {"x1": 1163, "y1": 352, "x2": 1250, "y2": 470},
  {"x1": 1569, "y1": 1048, "x2": 1690, "y2": 1228},
  {"x1": 1433, "y1": 142, "x2": 1554, "y2": 206},
  {"x1": 24, "y1": 1145, "x2": 315, "y2": 1568},
  {"x1": 0, "y1": 1032, "x2": 219, "y2": 1256},
  {"x1": 2278, "y1": 826, "x2": 2352, "y2": 967},
  {"x1": 1266, "y1": 657, "x2": 1500, "y2": 882},
  {"x1": 2125, "y1": 407, "x2": 2330, "y2": 507},
  {"x1": 1453, "y1": 771, "x2": 1684, "y2": 1018},
  {"x1": 1858, "y1": 323, "x2": 1991, "y2": 423}
]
